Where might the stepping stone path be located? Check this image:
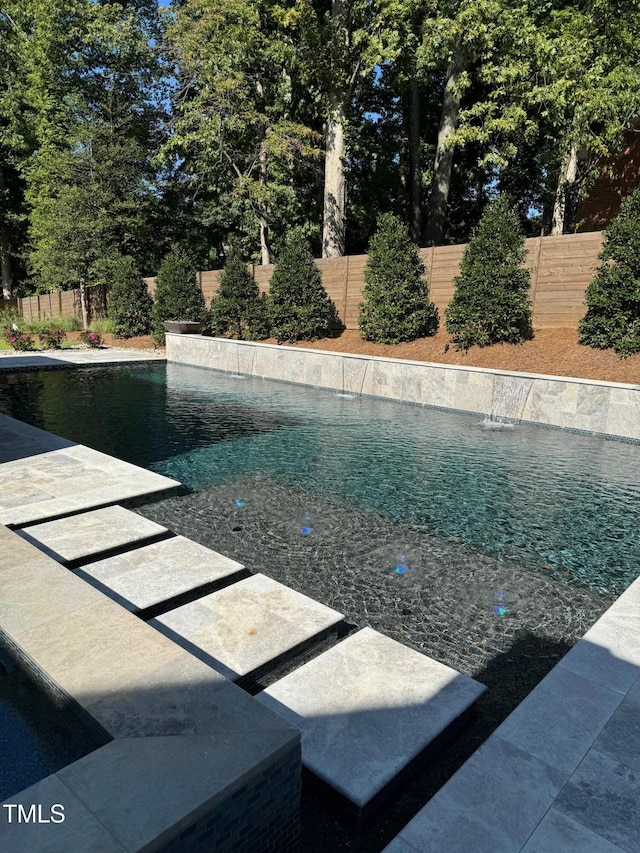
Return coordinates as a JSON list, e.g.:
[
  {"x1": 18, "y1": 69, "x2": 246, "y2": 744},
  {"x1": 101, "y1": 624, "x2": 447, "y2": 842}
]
[
  {"x1": 151, "y1": 574, "x2": 344, "y2": 686},
  {"x1": 76, "y1": 535, "x2": 246, "y2": 614},
  {"x1": 16, "y1": 505, "x2": 168, "y2": 565},
  {"x1": 257, "y1": 627, "x2": 487, "y2": 819}
]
